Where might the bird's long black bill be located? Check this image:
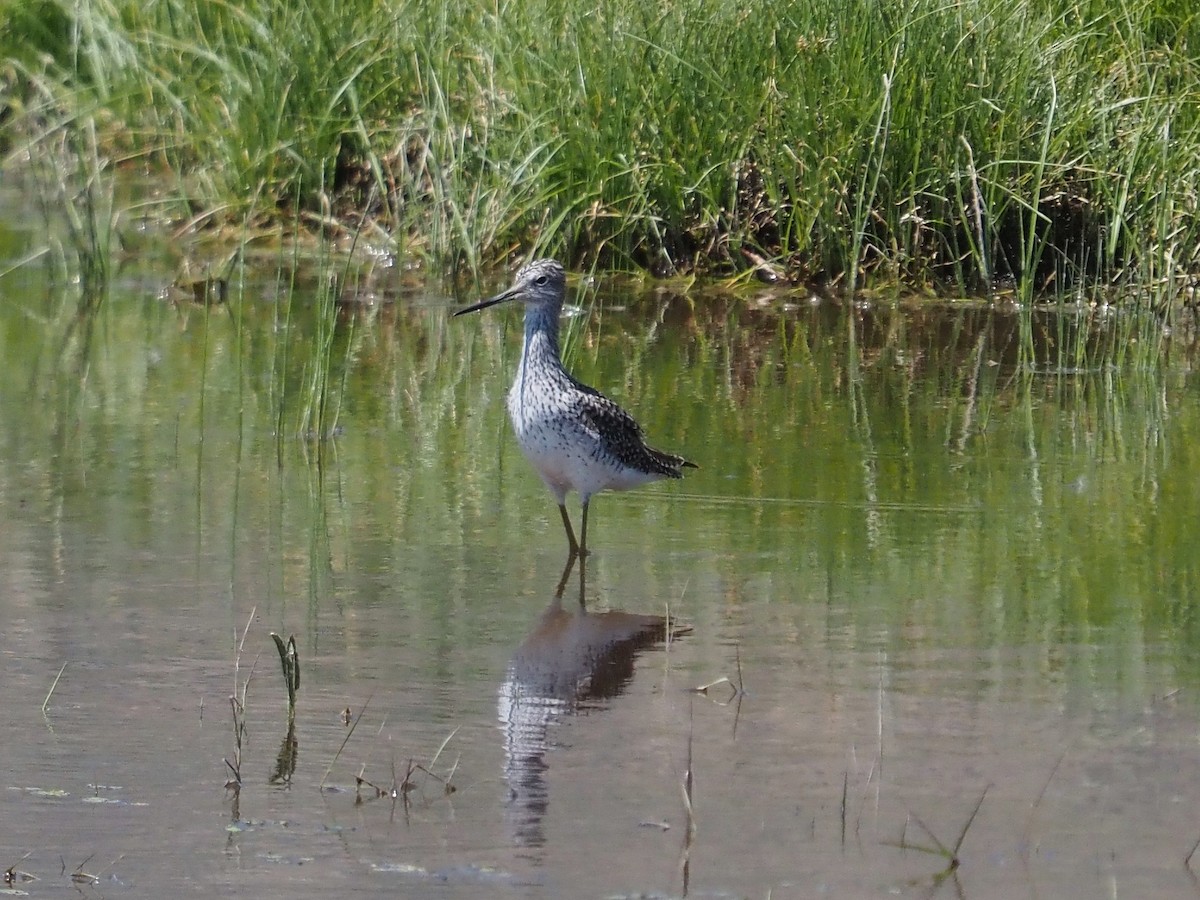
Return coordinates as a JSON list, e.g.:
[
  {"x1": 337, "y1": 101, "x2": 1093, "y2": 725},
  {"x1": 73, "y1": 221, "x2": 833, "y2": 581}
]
[{"x1": 453, "y1": 288, "x2": 517, "y2": 317}]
